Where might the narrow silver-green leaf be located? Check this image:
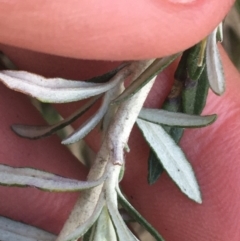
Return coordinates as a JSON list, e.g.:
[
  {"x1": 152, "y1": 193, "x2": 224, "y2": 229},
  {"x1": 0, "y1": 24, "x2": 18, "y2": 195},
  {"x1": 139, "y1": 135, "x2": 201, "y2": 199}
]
[
  {"x1": 63, "y1": 194, "x2": 105, "y2": 241},
  {"x1": 92, "y1": 206, "x2": 117, "y2": 241},
  {"x1": 106, "y1": 197, "x2": 139, "y2": 241},
  {"x1": 206, "y1": 27, "x2": 225, "y2": 95},
  {"x1": 147, "y1": 53, "x2": 187, "y2": 184},
  {"x1": 0, "y1": 164, "x2": 107, "y2": 192},
  {"x1": 0, "y1": 216, "x2": 56, "y2": 241},
  {"x1": 104, "y1": 171, "x2": 139, "y2": 241},
  {"x1": 136, "y1": 119, "x2": 202, "y2": 203},
  {"x1": 117, "y1": 187, "x2": 165, "y2": 241},
  {"x1": 114, "y1": 54, "x2": 180, "y2": 103},
  {"x1": 11, "y1": 96, "x2": 100, "y2": 139},
  {"x1": 102, "y1": 82, "x2": 124, "y2": 133},
  {"x1": 139, "y1": 108, "x2": 216, "y2": 127},
  {"x1": 0, "y1": 68, "x2": 130, "y2": 103},
  {"x1": 62, "y1": 84, "x2": 117, "y2": 145}
]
